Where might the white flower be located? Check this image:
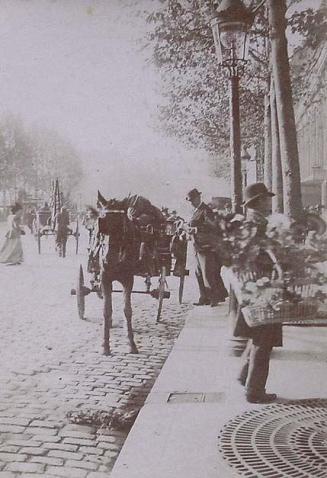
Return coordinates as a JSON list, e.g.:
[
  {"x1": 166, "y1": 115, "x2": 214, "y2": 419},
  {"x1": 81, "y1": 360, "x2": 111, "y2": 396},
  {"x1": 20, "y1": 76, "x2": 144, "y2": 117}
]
[
  {"x1": 244, "y1": 281, "x2": 257, "y2": 293},
  {"x1": 267, "y1": 213, "x2": 291, "y2": 231},
  {"x1": 256, "y1": 279, "x2": 265, "y2": 287}
]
